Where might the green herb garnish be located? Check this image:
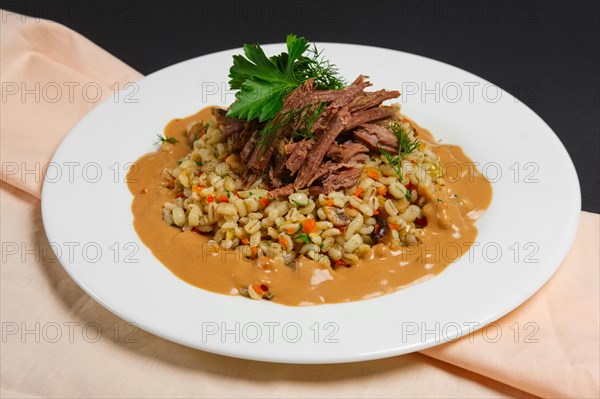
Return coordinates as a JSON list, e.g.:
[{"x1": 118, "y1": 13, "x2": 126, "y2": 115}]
[
  {"x1": 227, "y1": 34, "x2": 344, "y2": 122},
  {"x1": 155, "y1": 134, "x2": 178, "y2": 145},
  {"x1": 405, "y1": 190, "x2": 412, "y2": 201},
  {"x1": 295, "y1": 234, "x2": 311, "y2": 245},
  {"x1": 195, "y1": 161, "x2": 203, "y2": 167},
  {"x1": 256, "y1": 102, "x2": 324, "y2": 150},
  {"x1": 380, "y1": 122, "x2": 421, "y2": 188}
]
